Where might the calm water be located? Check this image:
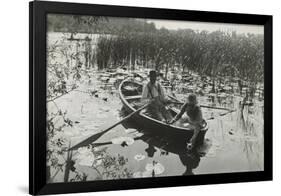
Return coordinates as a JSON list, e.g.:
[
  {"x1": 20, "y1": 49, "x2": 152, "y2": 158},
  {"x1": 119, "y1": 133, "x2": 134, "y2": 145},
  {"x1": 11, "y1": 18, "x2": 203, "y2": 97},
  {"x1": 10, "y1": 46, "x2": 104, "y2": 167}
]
[{"x1": 47, "y1": 73, "x2": 264, "y2": 182}]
